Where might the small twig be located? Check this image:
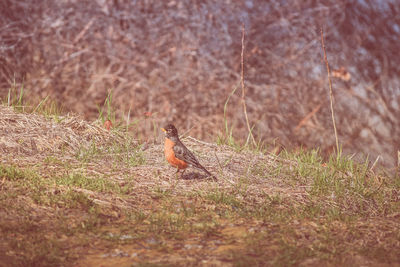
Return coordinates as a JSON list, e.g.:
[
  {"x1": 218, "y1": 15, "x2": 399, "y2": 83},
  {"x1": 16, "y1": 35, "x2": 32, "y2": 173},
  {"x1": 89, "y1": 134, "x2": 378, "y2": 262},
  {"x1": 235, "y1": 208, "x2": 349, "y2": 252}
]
[
  {"x1": 214, "y1": 150, "x2": 223, "y2": 171},
  {"x1": 0, "y1": 176, "x2": 6, "y2": 189},
  {"x1": 294, "y1": 102, "x2": 324, "y2": 132},
  {"x1": 370, "y1": 155, "x2": 381, "y2": 171},
  {"x1": 180, "y1": 126, "x2": 195, "y2": 139},
  {"x1": 240, "y1": 24, "x2": 257, "y2": 147},
  {"x1": 320, "y1": 27, "x2": 339, "y2": 154},
  {"x1": 73, "y1": 18, "x2": 95, "y2": 43},
  {"x1": 57, "y1": 49, "x2": 88, "y2": 65},
  {"x1": 348, "y1": 153, "x2": 357, "y2": 160},
  {"x1": 212, "y1": 151, "x2": 235, "y2": 185},
  {"x1": 397, "y1": 151, "x2": 400, "y2": 175},
  {"x1": 186, "y1": 136, "x2": 216, "y2": 147}
]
